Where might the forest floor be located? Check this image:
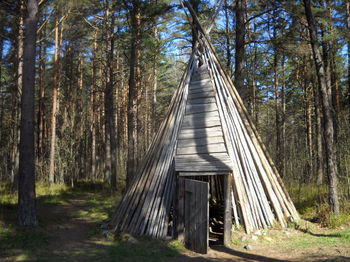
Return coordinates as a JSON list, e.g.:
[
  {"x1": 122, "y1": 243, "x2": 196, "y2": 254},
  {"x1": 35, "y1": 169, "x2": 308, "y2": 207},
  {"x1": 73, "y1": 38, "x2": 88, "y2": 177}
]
[{"x1": 0, "y1": 183, "x2": 349, "y2": 262}]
